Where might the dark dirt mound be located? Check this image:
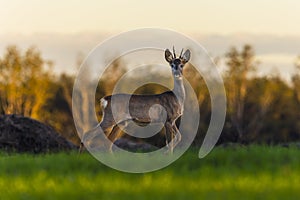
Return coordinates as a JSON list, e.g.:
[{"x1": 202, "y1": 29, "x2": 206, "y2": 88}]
[{"x1": 0, "y1": 114, "x2": 77, "y2": 153}]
